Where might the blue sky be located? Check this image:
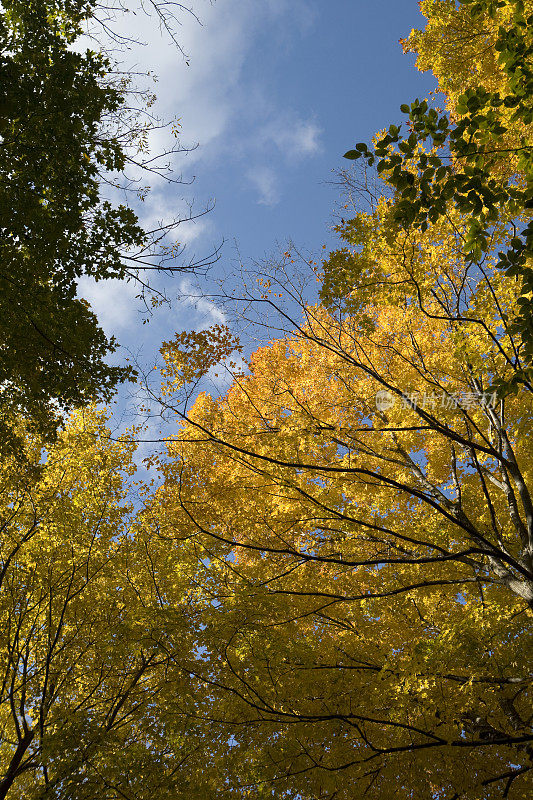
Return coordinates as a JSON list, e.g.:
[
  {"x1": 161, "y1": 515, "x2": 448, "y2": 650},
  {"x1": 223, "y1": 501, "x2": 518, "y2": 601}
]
[{"x1": 78, "y1": 0, "x2": 438, "y2": 439}]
